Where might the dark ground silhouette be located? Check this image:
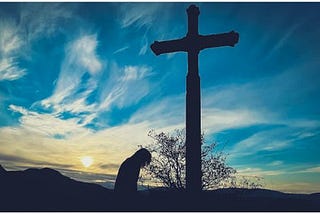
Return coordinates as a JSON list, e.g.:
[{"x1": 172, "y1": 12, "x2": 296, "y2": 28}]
[{"x1": 0, "y1": 165, "x2": 320, "y2": 211}]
